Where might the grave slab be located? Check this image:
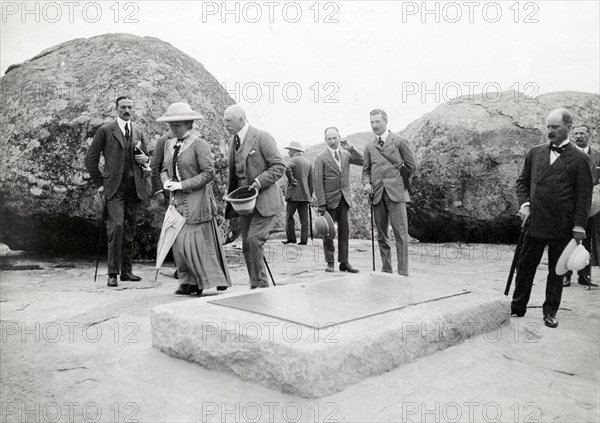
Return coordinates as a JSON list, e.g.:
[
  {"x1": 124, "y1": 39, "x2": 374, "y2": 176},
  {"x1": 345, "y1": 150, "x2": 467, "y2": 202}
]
[{"x1": 151, "y1": 272, "x2": 510, "y2": 398}]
